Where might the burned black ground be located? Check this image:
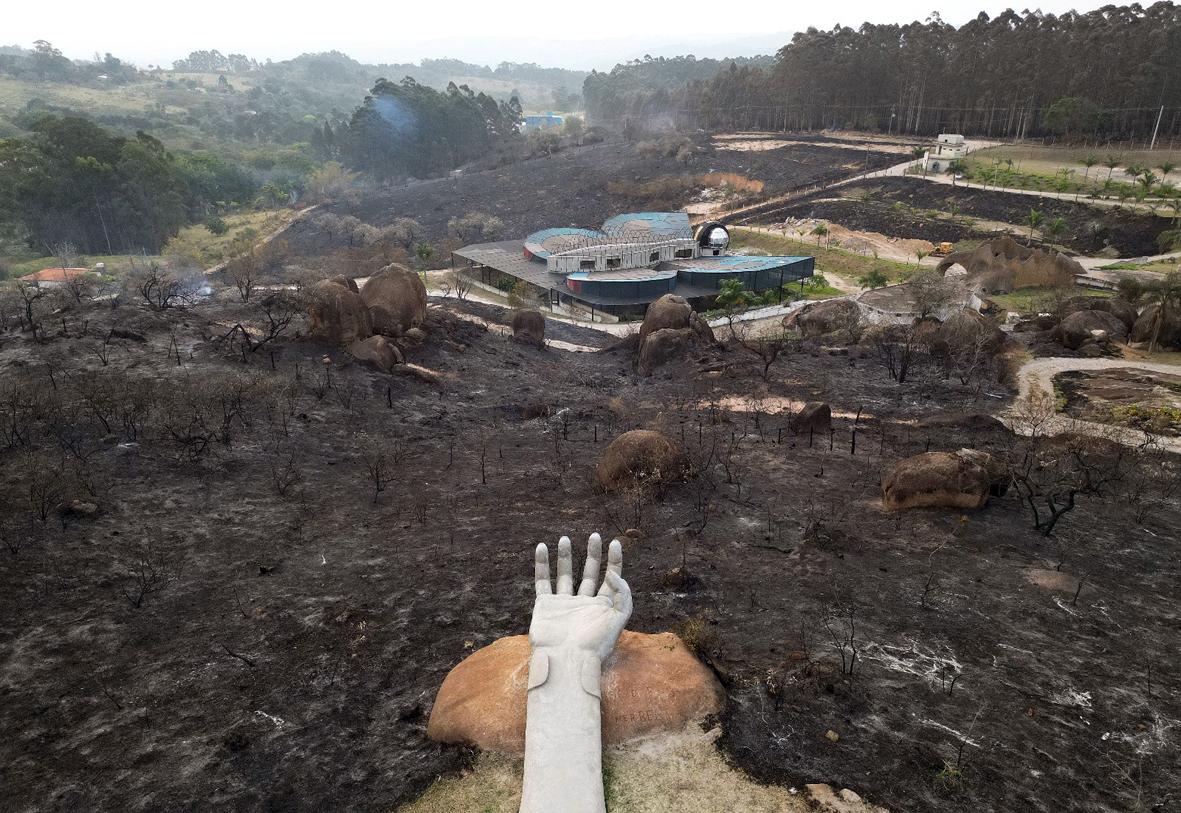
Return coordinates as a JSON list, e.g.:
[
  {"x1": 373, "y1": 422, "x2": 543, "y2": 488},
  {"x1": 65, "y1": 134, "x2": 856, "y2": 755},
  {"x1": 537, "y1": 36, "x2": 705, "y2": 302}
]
[
  {"x1": 755, "y1": 176, "x2": 1170, "y2": 258},
  {"x1": 282, "y1": 135, "x2": 903, "y2": 260},
  {"x1": 0, "y1": 294, "x2": 1178, "y2": 813}
]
